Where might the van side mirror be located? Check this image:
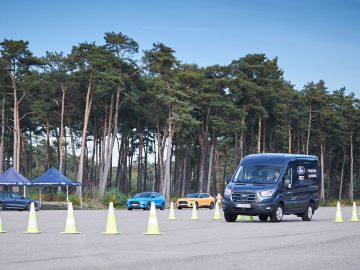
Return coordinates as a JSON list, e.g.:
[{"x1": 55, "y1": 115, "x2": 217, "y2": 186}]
[
  {"x1": 284, "y1": 179, "x2": 291, "y2": 189},
  {"x1": 225, "y1": 176, "x2": 232, "y2": 185}
]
